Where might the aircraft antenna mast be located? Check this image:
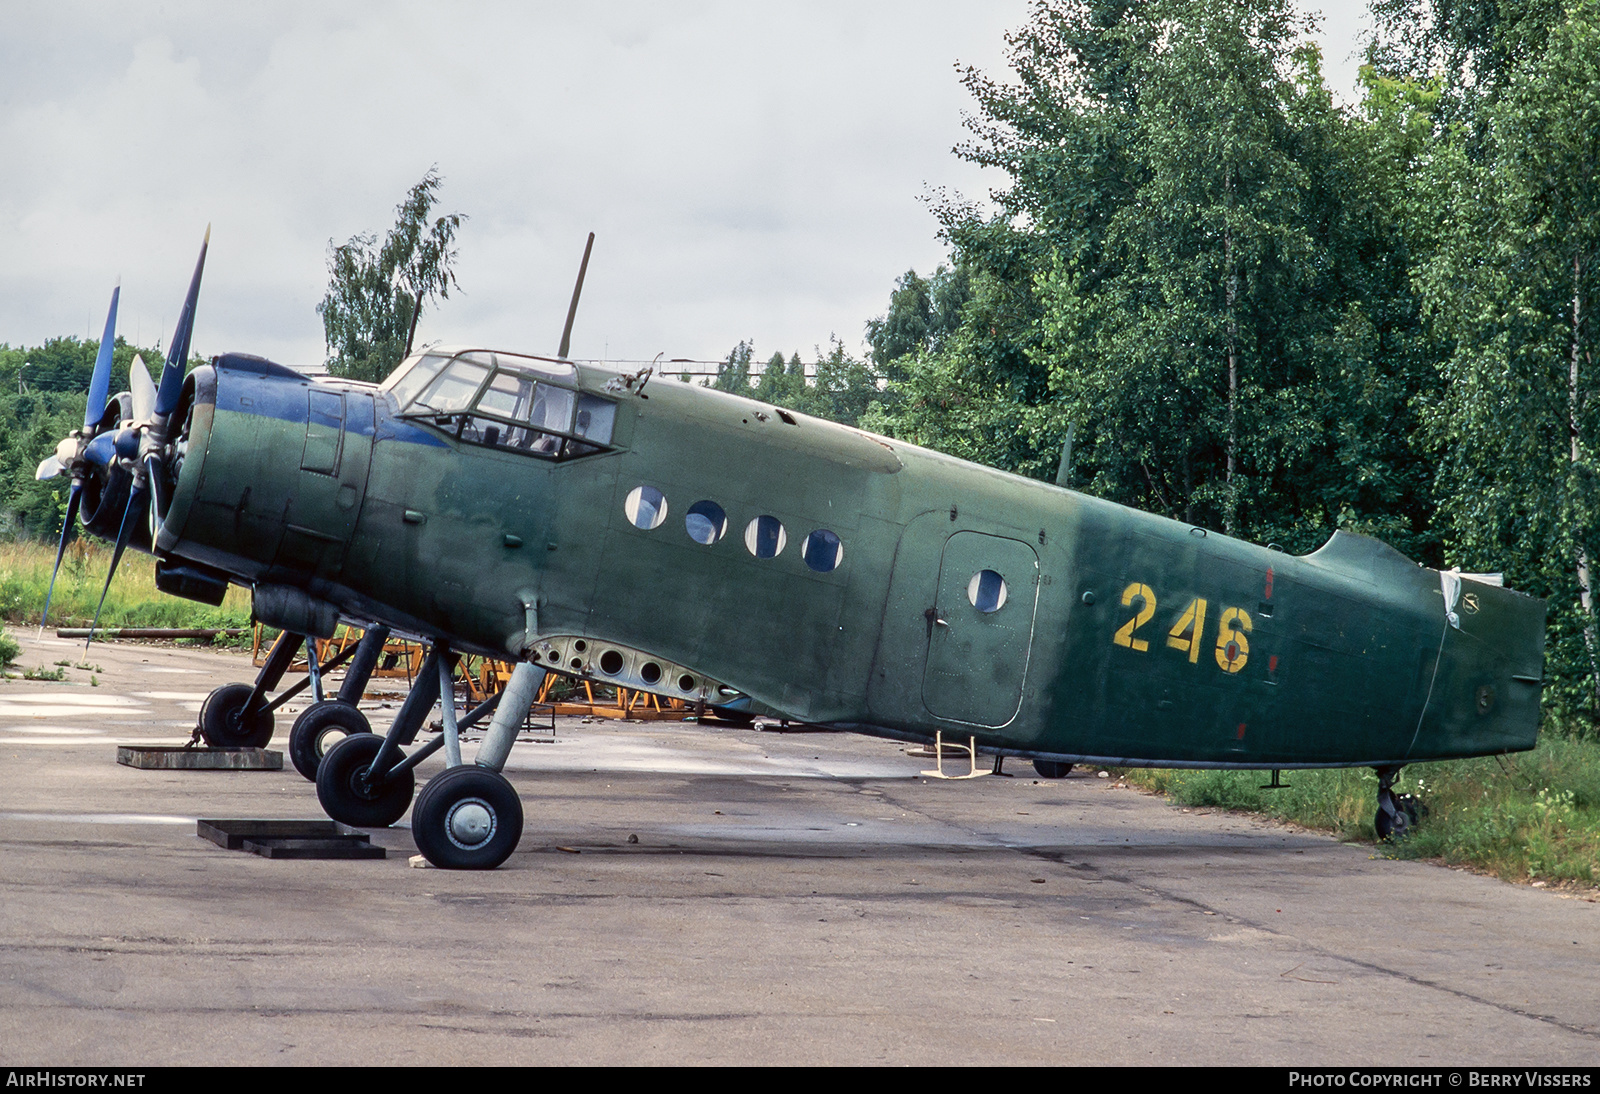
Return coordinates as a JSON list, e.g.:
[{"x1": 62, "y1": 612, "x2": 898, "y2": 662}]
[{"x1": 557, "y1": 232, "x2": 596, "y2": 359}]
